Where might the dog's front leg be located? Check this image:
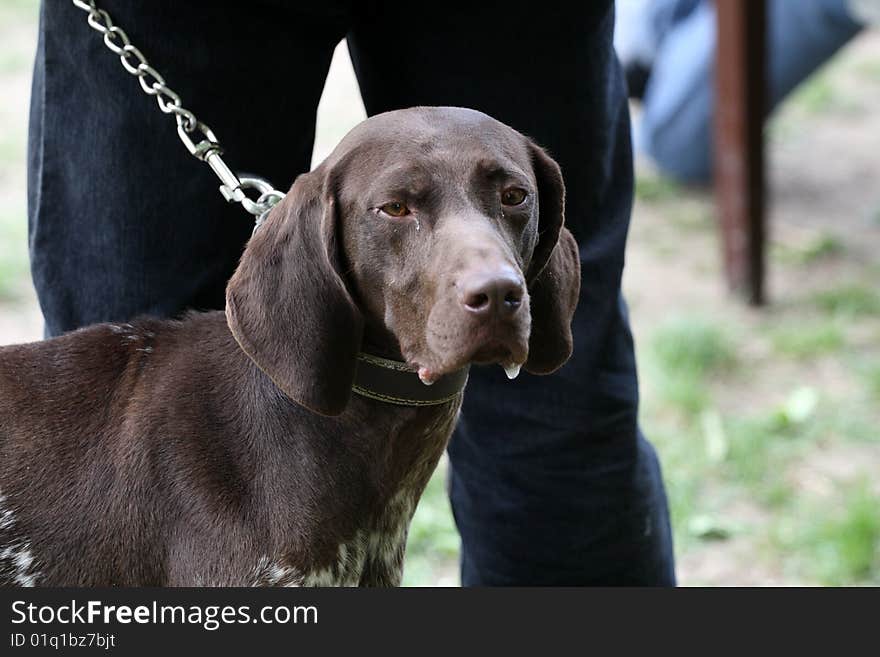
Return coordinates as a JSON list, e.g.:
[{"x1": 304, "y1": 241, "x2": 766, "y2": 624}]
[
  {"x1": 358, "y1": 540, "x2": 406, "y2": 587},
  {"x1": 357, "y1": 494, "x2": 414, "y2": 587}
]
